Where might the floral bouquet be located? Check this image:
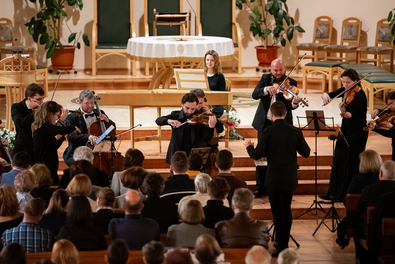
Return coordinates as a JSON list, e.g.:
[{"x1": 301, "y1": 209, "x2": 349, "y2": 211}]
[
  {"x1": 228, "y1": 106, "x2": 243, "y2": 140},
  {"x1": 0, "y1": 128, "x2": 16, "y2": 149}
]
